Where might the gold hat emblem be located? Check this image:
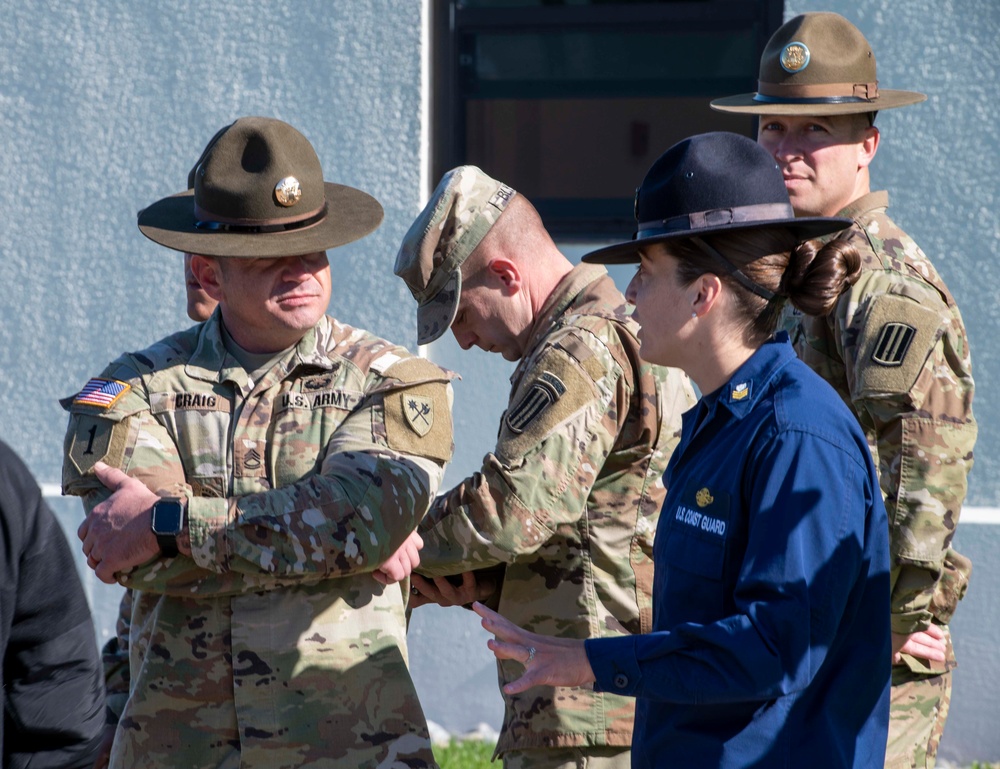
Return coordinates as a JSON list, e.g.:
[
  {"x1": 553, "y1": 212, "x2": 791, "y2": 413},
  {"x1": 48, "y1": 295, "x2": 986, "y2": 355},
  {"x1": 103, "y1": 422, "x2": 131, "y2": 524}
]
[
  {"x1": 780, "y1": 42, "x2": 810, "y2": 73},
  {"x1": 274, "y1": 176, "x2": 302, "y2": 207},
  {"x1": 696, "y1": 488, "x2": 714, "y2": 508}
]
